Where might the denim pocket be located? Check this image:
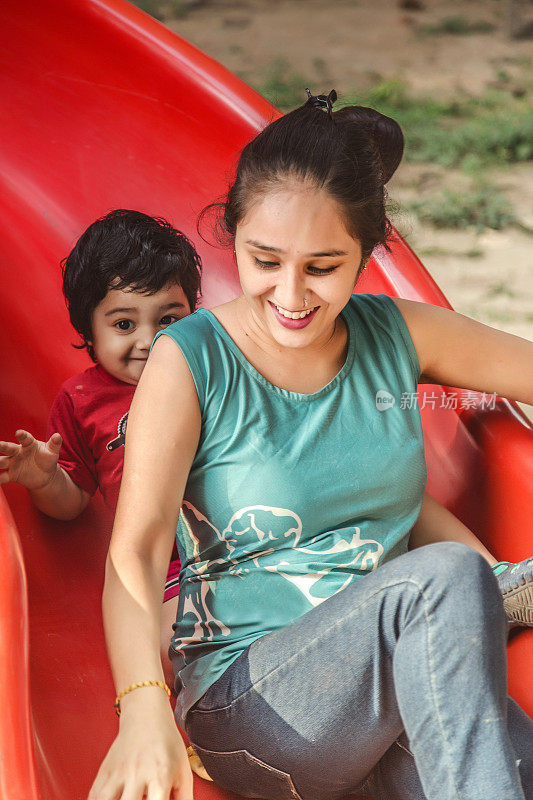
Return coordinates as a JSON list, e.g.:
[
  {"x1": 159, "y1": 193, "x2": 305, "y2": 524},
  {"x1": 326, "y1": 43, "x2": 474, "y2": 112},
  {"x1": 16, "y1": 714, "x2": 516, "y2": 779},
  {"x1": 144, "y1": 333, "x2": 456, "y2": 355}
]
[{"x1": 191, "y1": 744, "x2": 304, "y2": 800}]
